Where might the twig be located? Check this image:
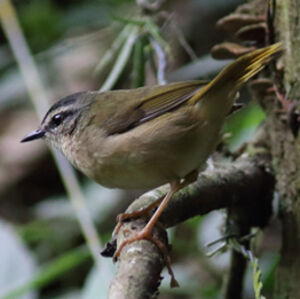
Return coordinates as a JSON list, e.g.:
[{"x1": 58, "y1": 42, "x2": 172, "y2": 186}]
[
  {"x1": 168, "y1": 15, "x2": 198, "y2": 61},
  {"x1": 223, "y1": 216, "x2": 251, "y2": 299},
  {"x1": 224, "y1": 248, "x2": 248, "y2": 299},
  {"x1": 227, "y1": 239, "x2": 267, "y2": 299}
]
